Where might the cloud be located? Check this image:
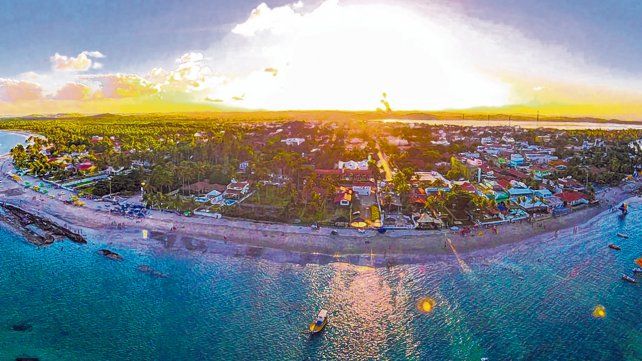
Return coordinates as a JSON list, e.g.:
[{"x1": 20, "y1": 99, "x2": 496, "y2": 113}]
[
  {"x1": 3, "y1": 0, "x2": 642, "y2": 118},
  {"x1": 0, "y1": 78, "x2": 43, "y2": 102},
  {"x1": 53, "y1": 82, "x2": 93, "y2": 100},
  {"x1": 196, "y1": 0, "x2": 642, "y2": 112},
  {"x1": 177, "y1": 52, "x2": 204, "y2": 64},
  {"x1": 208, "y1": 0, "x2": 512, "y2": 110},
  {"x1": 50, "y1": 51, "x2": 105, "y2": 72},
  {"x1": 147, "y1": 52, "x2": 219, "y2": 95},
  {"x1": 264, "y1": 67, "x2": 278, "y2": 77},
  {"x1": 232, "y1": 1, "x2": 304, "y2": 37},
  {"x1": 85, "y1": 74, "x2": 157, "y2": 98}
]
